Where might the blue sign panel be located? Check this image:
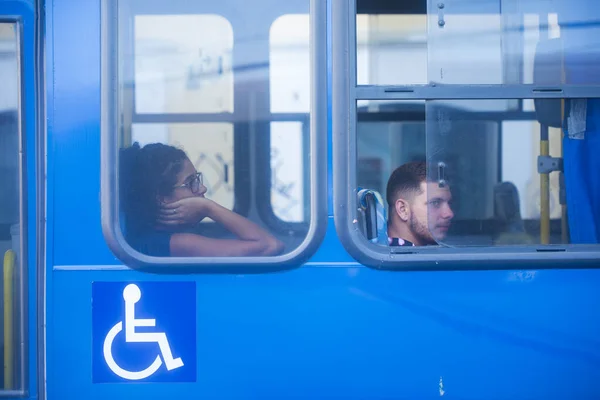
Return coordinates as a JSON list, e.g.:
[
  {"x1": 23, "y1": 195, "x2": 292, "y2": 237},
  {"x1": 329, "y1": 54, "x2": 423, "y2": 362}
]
[{"x1": 92, "y1": 281, "x2": 196, "y2": 383}]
